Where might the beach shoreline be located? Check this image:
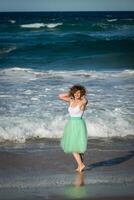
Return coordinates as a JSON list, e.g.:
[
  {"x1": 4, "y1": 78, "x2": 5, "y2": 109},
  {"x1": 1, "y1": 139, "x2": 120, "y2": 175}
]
[{"x1": 0, "y1": 139, "x2": 134, "y2": 200}]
